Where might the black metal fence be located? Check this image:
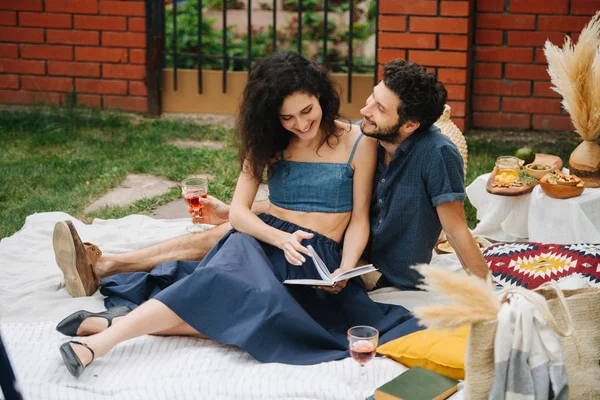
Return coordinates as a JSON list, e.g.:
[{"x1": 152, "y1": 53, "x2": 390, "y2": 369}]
[{"x1": 149, "y1": 0, "x2": 379, "y2": 106}]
